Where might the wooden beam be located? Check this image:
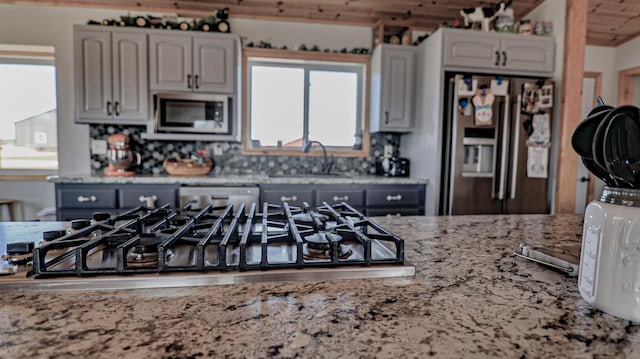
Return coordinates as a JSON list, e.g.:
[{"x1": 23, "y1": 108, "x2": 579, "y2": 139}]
[
  {"x1": 555, "y1": 0, "x2": 588, "y2": 214},
  {"x1": 583, "y1": 71, "x2": 601, "y2": 204}
]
